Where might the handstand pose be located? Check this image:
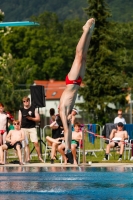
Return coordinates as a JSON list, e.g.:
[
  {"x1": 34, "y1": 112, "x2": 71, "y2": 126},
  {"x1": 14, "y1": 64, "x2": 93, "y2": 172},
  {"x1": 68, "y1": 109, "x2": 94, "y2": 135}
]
[{"x1": 59, "y1": 18, "x2": 95, "y2": 156}]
